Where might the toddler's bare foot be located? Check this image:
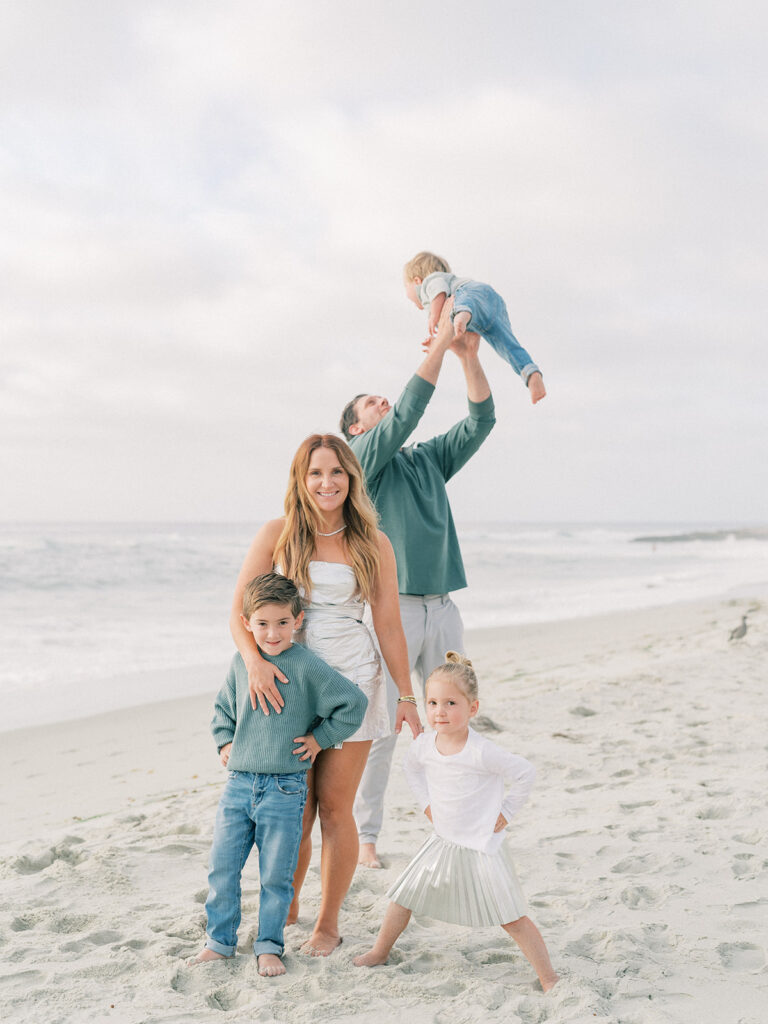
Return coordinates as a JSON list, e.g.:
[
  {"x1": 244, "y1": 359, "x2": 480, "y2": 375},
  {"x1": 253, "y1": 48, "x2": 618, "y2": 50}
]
[
  {"x1": 353, "y1": 947, "x2": 388, "y2": 967},
  {"x1": 187, "y1": 948, "x2": 227, "y2": 966},
  {"x1": 453, "y1": 310, "x2": 471, "y2": 337},
  {"x1": 300, "y1": 930, "x2": 342, "y2": 957},
  {"x1": 257, "y1": 953, "x2": 286, "y2": 977},
  {"x1": 527, "y1": 373, "x2": 546, "y2": 404},
  {"x1": 358, "y1": 843, "x2": 382, "y2": 869}
]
